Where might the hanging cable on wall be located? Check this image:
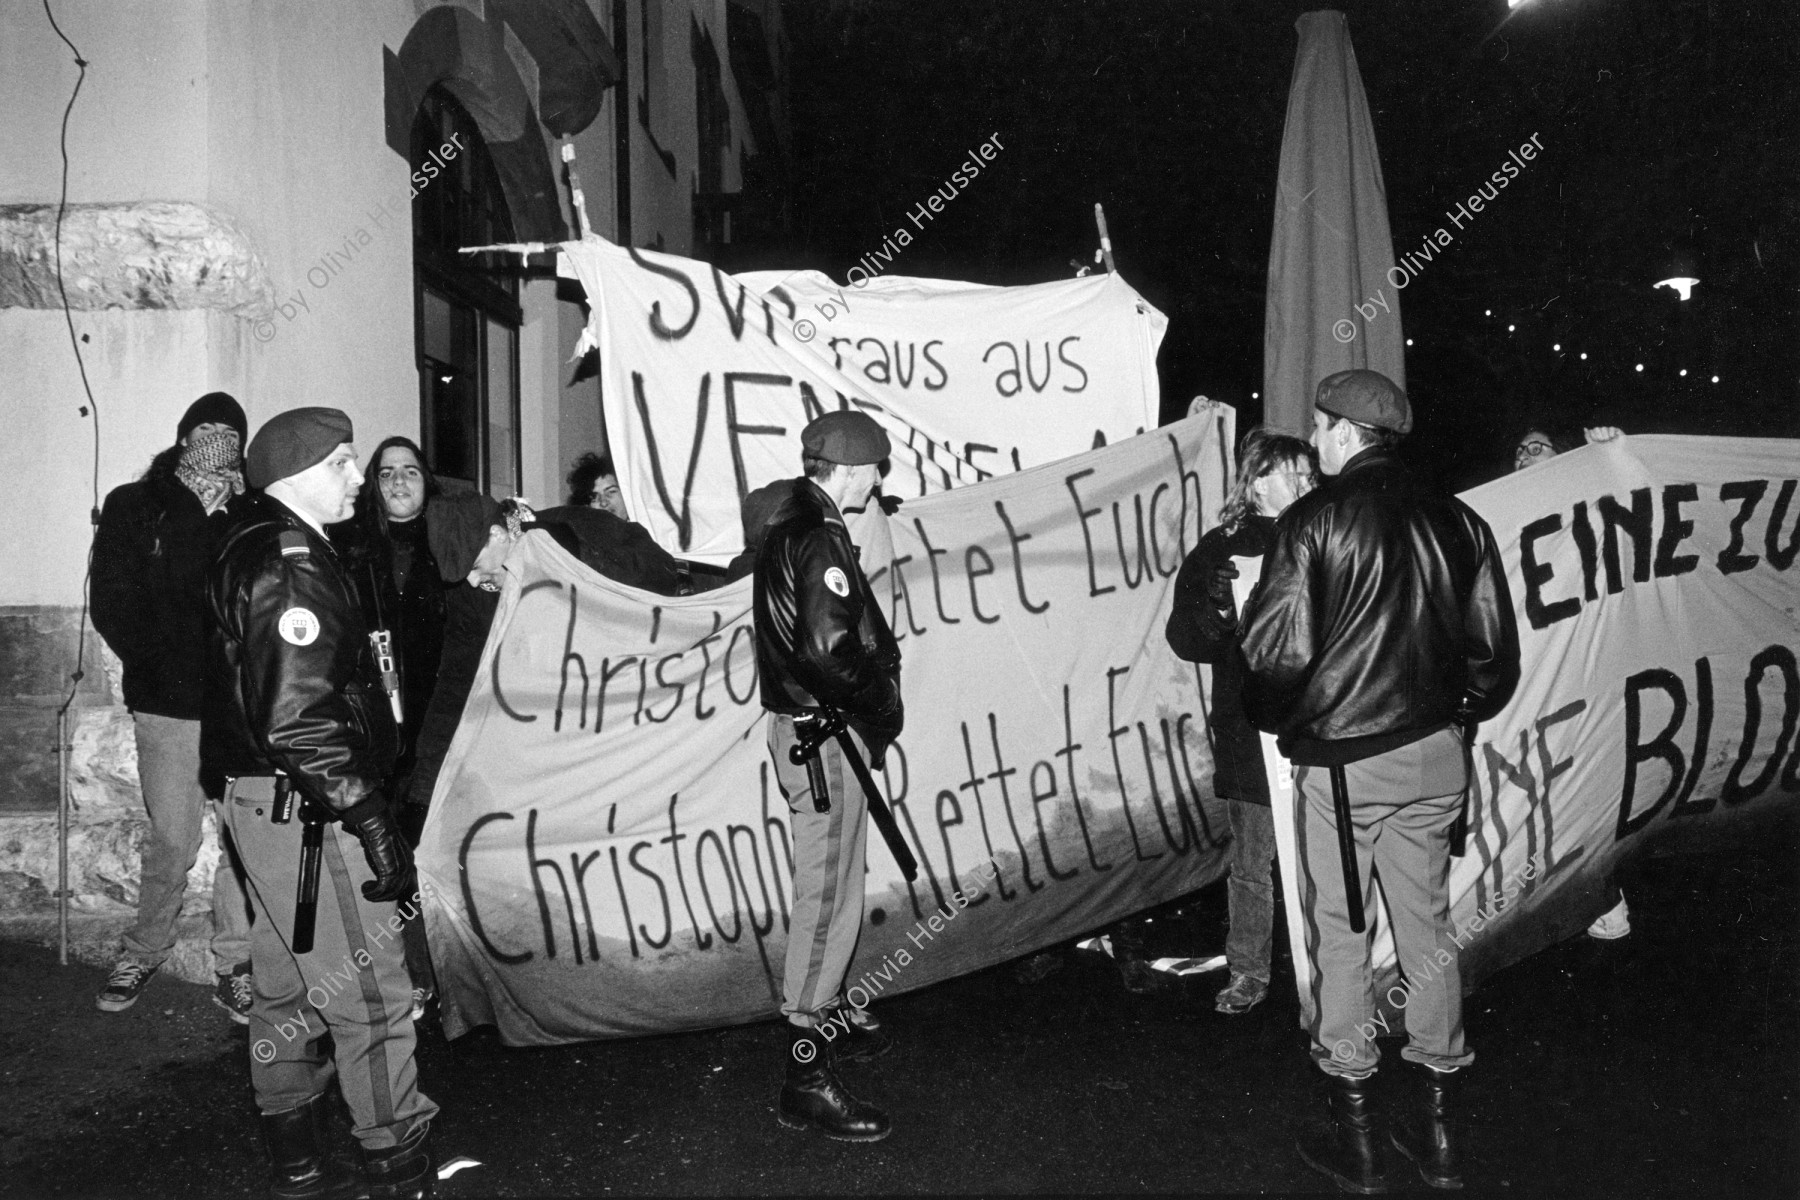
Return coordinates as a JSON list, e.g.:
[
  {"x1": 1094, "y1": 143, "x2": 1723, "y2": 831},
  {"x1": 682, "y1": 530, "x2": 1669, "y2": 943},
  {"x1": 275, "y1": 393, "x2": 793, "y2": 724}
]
[{"x1": 44, "y1": 0, "x2": 99, "y2": 969}]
